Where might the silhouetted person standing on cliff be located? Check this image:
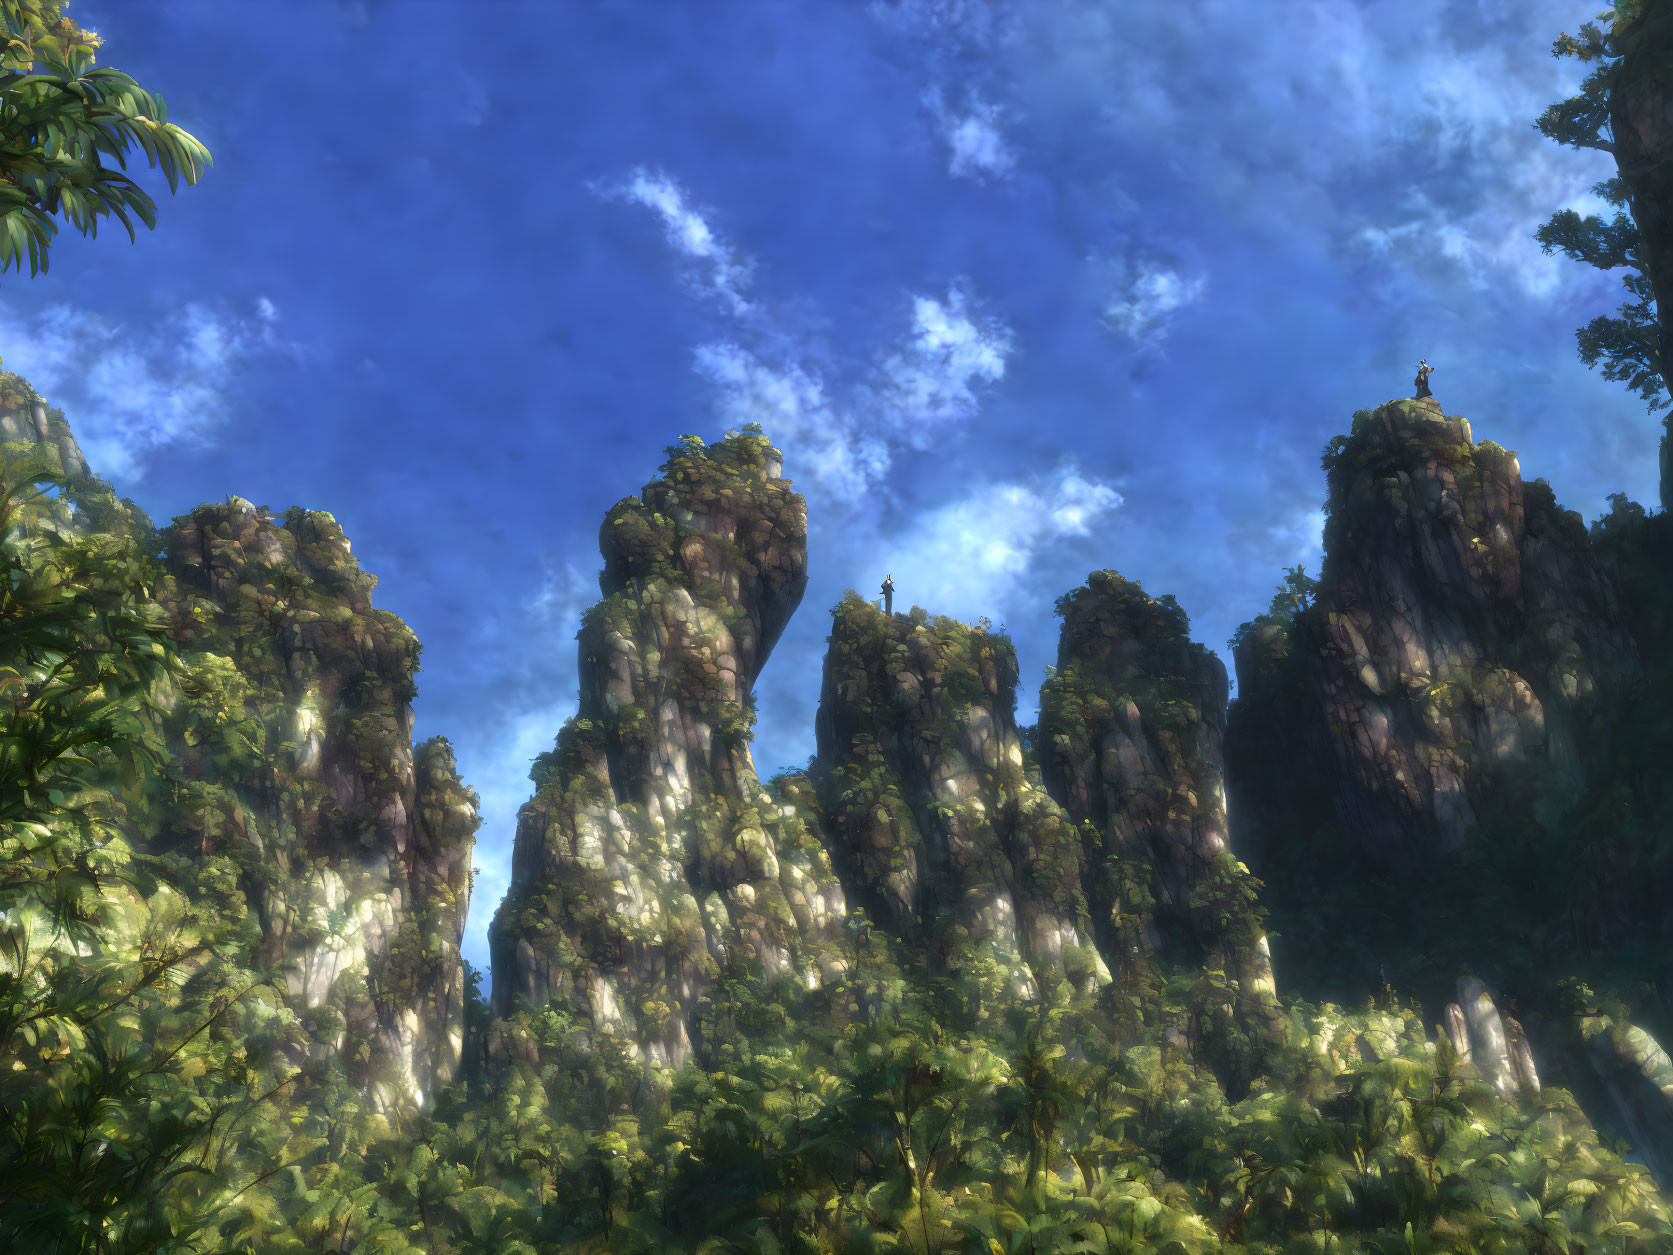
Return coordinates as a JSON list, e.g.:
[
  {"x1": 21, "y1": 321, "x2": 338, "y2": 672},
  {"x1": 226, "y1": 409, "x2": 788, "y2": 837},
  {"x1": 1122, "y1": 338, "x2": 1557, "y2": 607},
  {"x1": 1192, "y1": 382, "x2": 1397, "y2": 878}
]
[
  {"x1": 881, "y1": 574, "x2": 894, "y2": 616},
  {"x1": 1414, "y1": 359, "x2": 1434, "y2": 399}
]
